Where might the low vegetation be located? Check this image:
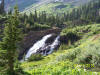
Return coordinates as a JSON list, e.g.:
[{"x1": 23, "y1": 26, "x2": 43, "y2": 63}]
[
  {"x1": 28, "y1": 54, "x2": 44, "y2": 62},
  {"x1": 19, "y1": 23, "x2": 100, "y2": 75}
]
